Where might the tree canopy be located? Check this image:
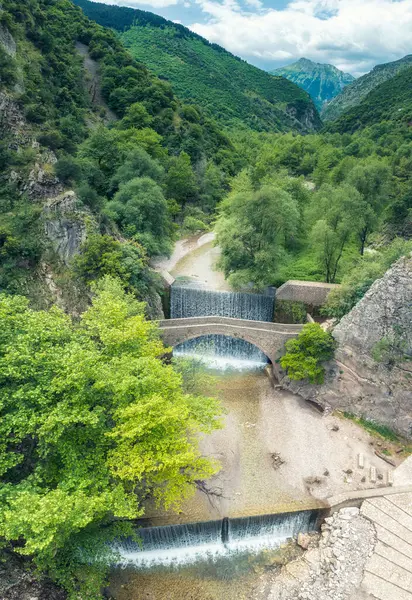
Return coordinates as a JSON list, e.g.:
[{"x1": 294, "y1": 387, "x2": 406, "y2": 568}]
[{"x1": 0, "y1": 278, "x2": 221, "y2": 597}]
